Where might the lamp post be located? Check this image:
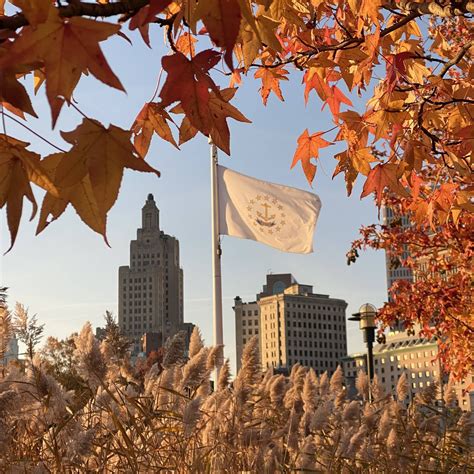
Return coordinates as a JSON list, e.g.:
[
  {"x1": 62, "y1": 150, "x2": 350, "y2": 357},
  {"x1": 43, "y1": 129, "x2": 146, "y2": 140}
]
[{"x1": 349, "y1": 303, "x2": 378, "y2": 400}]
